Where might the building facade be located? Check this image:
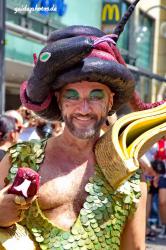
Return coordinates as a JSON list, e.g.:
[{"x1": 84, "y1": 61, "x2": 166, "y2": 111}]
[{"x1": 4, "y1": 0, "x2": 166, "y2": 111}]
